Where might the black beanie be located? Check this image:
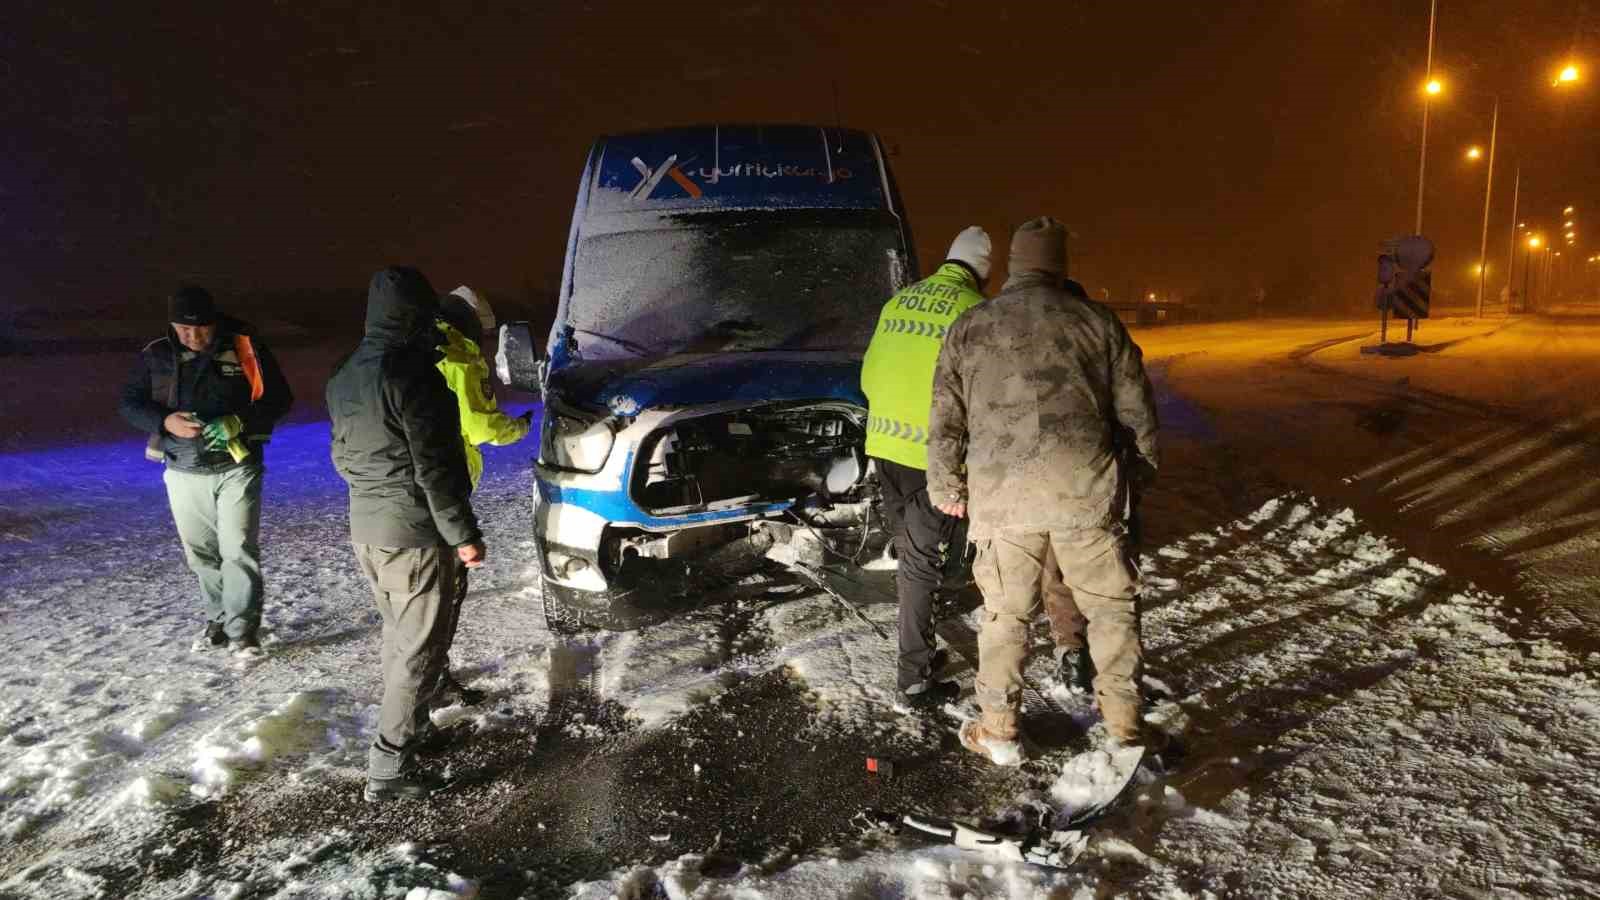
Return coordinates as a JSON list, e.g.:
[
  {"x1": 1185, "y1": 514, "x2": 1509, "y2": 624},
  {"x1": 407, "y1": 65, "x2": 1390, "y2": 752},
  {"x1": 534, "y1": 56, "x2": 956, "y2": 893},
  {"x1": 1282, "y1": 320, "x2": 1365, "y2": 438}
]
[{"x1": 169, "y1": 286, "x2": 218, "y2": 325}]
